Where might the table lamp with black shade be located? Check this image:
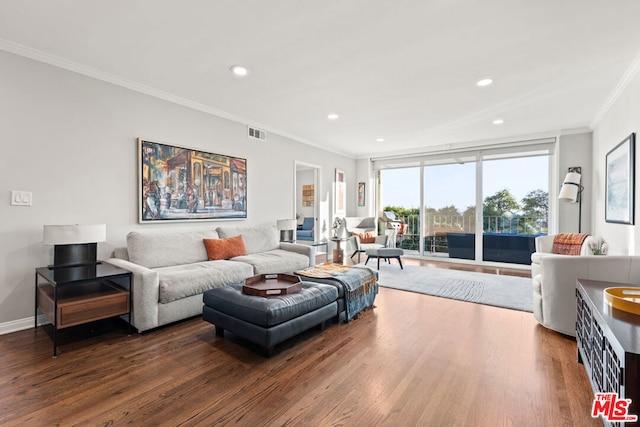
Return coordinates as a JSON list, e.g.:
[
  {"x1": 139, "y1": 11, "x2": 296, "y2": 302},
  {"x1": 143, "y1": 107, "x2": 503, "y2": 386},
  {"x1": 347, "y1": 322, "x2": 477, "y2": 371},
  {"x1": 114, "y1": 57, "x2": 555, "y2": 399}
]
[{"x1": 43, "y1": 224, "x2": 106, "y2": 269}]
